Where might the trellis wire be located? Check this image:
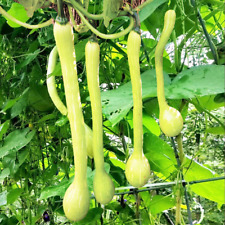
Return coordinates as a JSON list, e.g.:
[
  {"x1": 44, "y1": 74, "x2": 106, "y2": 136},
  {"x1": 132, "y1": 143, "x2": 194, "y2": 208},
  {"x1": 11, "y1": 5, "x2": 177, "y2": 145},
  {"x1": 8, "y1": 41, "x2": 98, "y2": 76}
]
[
  {"x1": 54, "y1": 176, "x2": 225, "y2": 203},
  {"x1": 90, "y1": 176, "x2": 225, "y2": 197}
]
